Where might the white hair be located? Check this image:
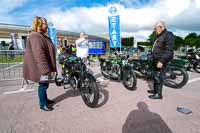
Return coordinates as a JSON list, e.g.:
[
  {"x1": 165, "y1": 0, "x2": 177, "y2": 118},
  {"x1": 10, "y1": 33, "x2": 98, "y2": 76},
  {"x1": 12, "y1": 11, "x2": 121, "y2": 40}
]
[{"x1": 155, "y1": 21, "x2": 166, "y2": 29}]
